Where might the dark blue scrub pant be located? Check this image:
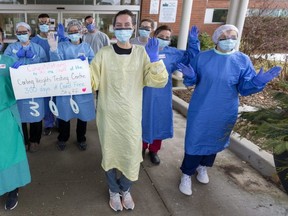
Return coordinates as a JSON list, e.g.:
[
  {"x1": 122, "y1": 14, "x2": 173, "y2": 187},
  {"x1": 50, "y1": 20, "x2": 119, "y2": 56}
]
[{"x1": 180, "y1": 153, "x2": 217, "y2": 176}]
